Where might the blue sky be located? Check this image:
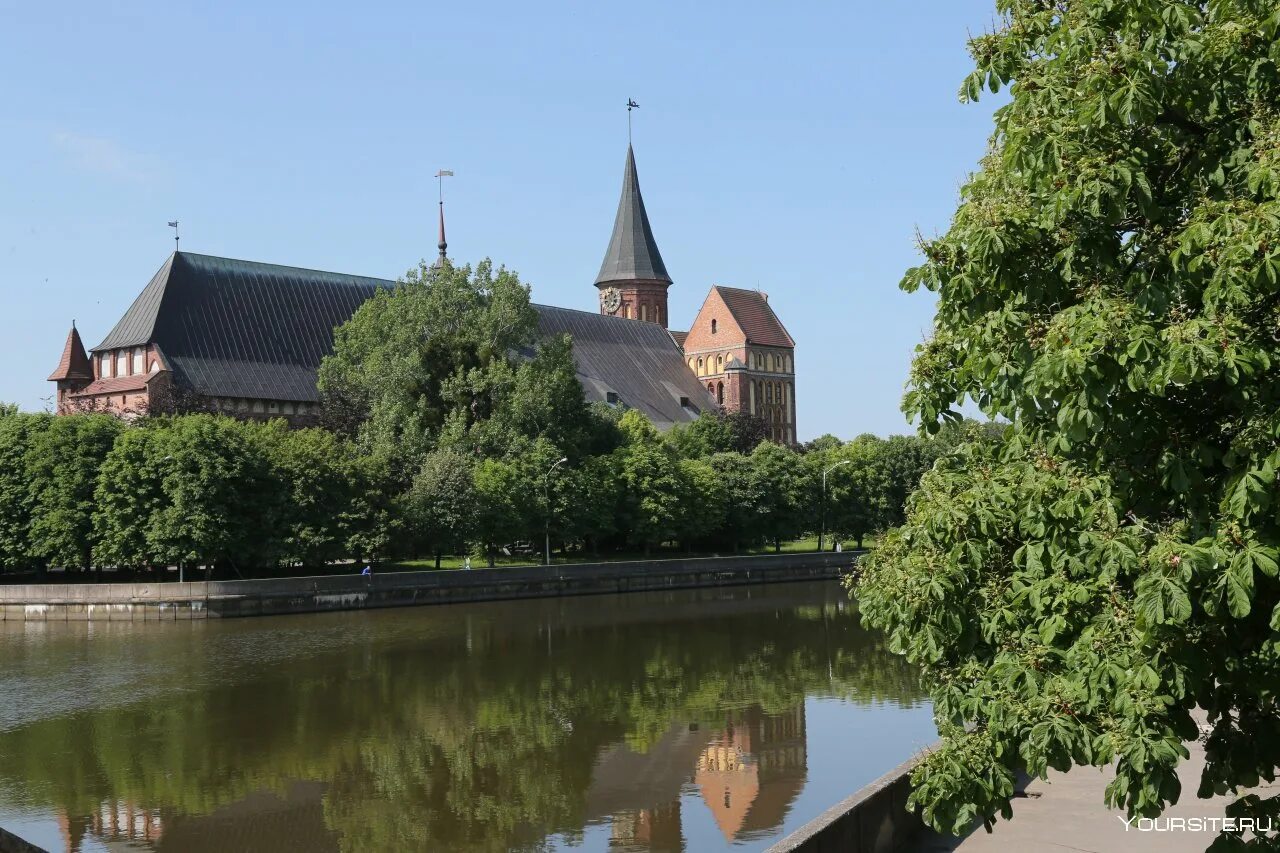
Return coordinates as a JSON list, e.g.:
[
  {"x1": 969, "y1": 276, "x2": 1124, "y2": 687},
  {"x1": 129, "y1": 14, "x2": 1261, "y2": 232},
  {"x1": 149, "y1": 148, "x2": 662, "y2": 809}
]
[{"x1": 0, "y1": 1, "x2": 1002, "y2": 440}]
